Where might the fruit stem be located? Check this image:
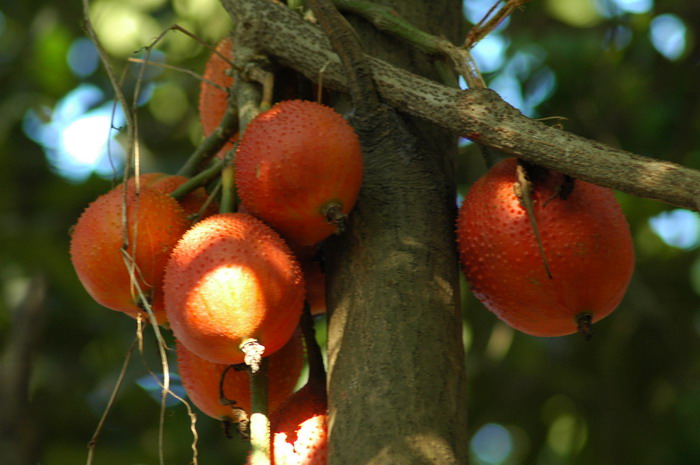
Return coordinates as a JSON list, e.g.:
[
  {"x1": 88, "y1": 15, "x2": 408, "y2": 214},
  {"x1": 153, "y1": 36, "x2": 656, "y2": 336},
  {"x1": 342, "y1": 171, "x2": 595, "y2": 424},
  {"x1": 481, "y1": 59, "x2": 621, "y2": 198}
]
[
  {"x1": 576, "y1": 312, "x2": 593, "y2": 341},
  {"x1": 248, "y1": 357, "x2": 271, "y2": 465},
  {"x1": 178, "y1": 105, "x2": 239, "y2": 177},
  {"x1": 301, "y1": 303, "x2": 327, "y2": 388},
  {"x1": 240, "y1": 338, "x2": 265, "y2": 373},
  {"x1": 220, "y1": 163, "x2": 239, "y2": 213},
  {"x1": 322, "y1": 202, "x2": 348, "y2": 235},
  {"x1": 170, "y1": 157, "x2": 225, "y2": 200}
]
